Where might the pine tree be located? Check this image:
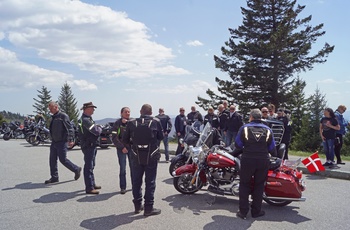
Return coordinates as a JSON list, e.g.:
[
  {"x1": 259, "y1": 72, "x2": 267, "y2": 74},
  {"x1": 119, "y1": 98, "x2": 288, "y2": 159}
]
[
  {"x1": 197, "y1": 0, "x2": 334, "y2": 115},
  {"x1": 33, "y1": 86, "x2": 52, "y2": 122},
  {"x1": 292, "y1": 87, "x2": 327, "y2": 151},
  {"x1": 57, "y1": 82, "x2": 80, "y2": 123}
]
